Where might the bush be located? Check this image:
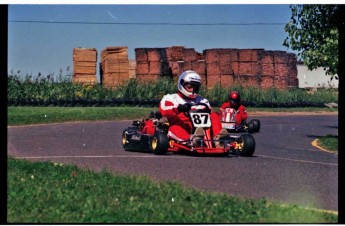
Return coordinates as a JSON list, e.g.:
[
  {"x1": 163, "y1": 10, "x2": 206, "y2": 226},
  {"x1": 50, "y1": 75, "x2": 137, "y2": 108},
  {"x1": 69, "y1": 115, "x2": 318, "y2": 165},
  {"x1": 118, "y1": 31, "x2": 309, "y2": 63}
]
[{"x1": 7, "y1": 73, "x2": 338, "y2": 107}]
